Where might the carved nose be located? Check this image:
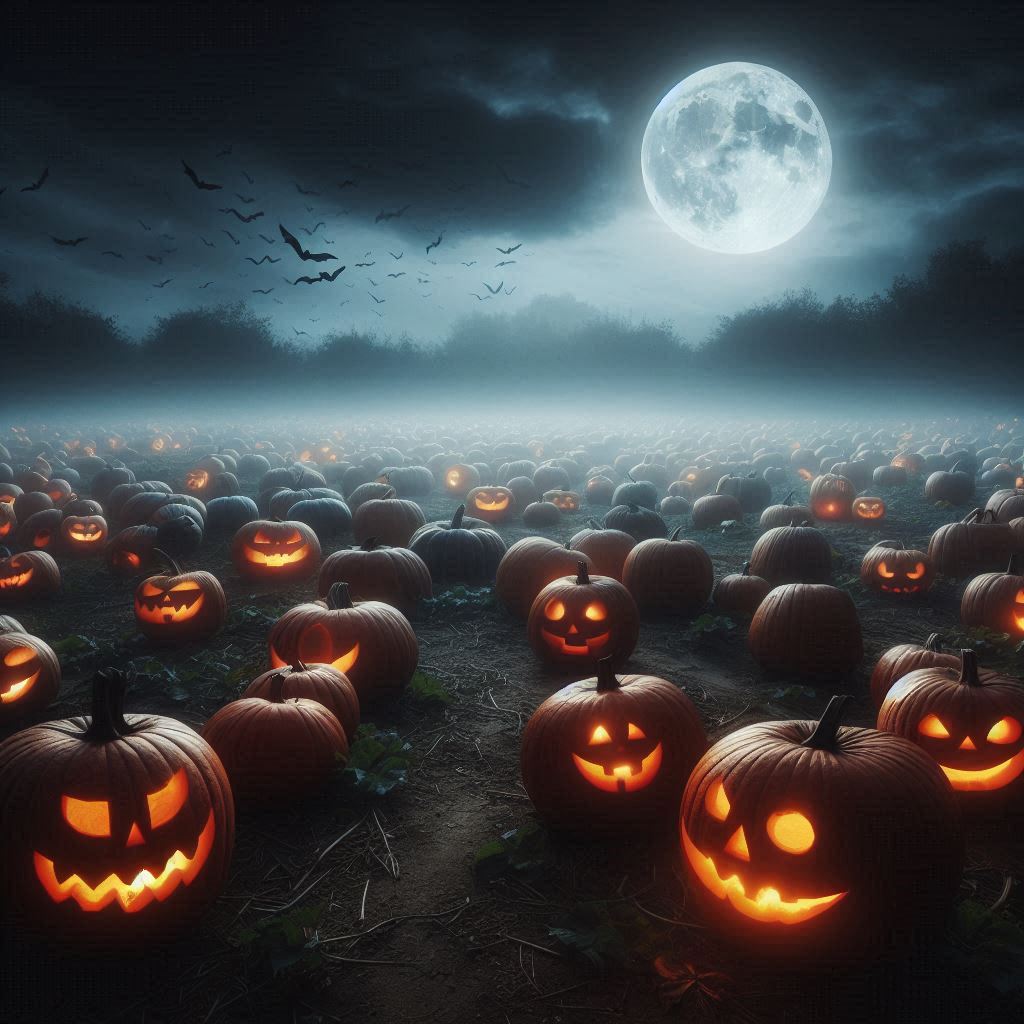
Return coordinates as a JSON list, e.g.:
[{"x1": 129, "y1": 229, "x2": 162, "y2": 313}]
[
  {"x1": 126, "y1": 822, "x2": 144, "y2": 847},
  {"x1": 959, "y1": 736, "x2": 976, "y2": 751},
  {"x1": 567, "y1": 624, "x2": 579, "y2": 635},
  {"x1": 725, "y1": 826, "x2": 750, "y2": 862}
]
